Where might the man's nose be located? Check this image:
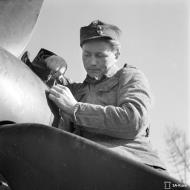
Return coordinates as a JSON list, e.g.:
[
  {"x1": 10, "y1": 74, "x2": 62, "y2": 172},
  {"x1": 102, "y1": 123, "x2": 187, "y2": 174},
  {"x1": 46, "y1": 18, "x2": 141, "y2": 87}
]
[{"x1": 90, "y1": 56, "x2": 97, "y2": 66}]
